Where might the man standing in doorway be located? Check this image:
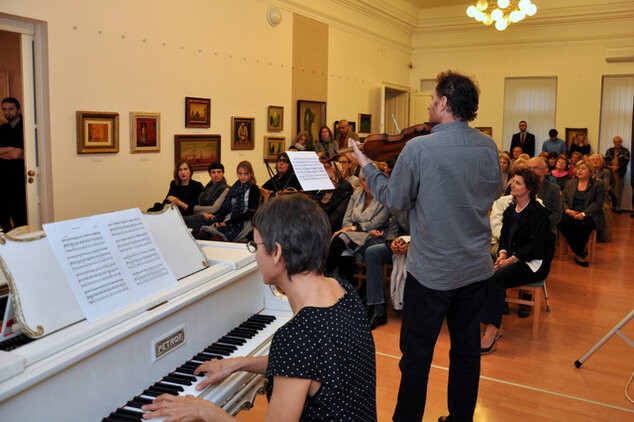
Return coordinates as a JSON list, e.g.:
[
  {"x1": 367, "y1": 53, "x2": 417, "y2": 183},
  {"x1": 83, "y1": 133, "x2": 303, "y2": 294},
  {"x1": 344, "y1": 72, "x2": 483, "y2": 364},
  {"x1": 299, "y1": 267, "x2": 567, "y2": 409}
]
[
  {"x1": 0, "y1": 97, "x2": 26, "y2": 233},
  {"x1": 350, "y1": 71, "x2": 502, "y2": 422},
  {"x1": 510, "y1": 120, "x2": 535, "y2": 157}
]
